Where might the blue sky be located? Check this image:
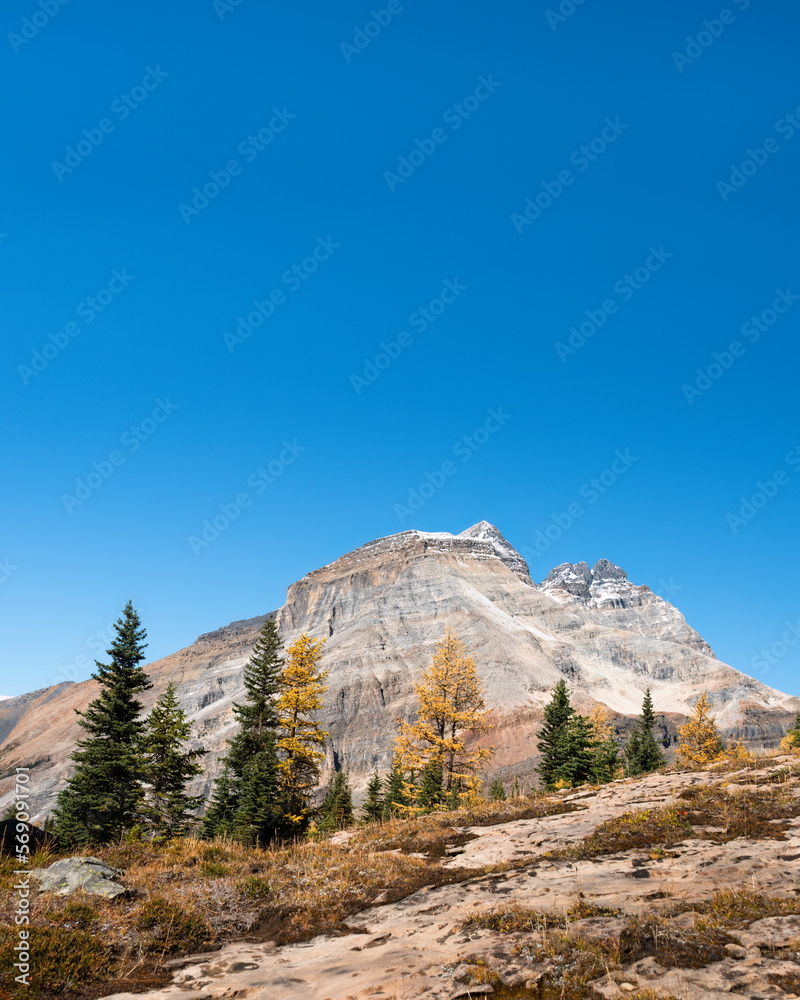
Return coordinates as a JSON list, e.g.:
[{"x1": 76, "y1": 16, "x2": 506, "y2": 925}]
[{"x1": 1, "y1": 0, "x2": 798, "y2": 699}]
